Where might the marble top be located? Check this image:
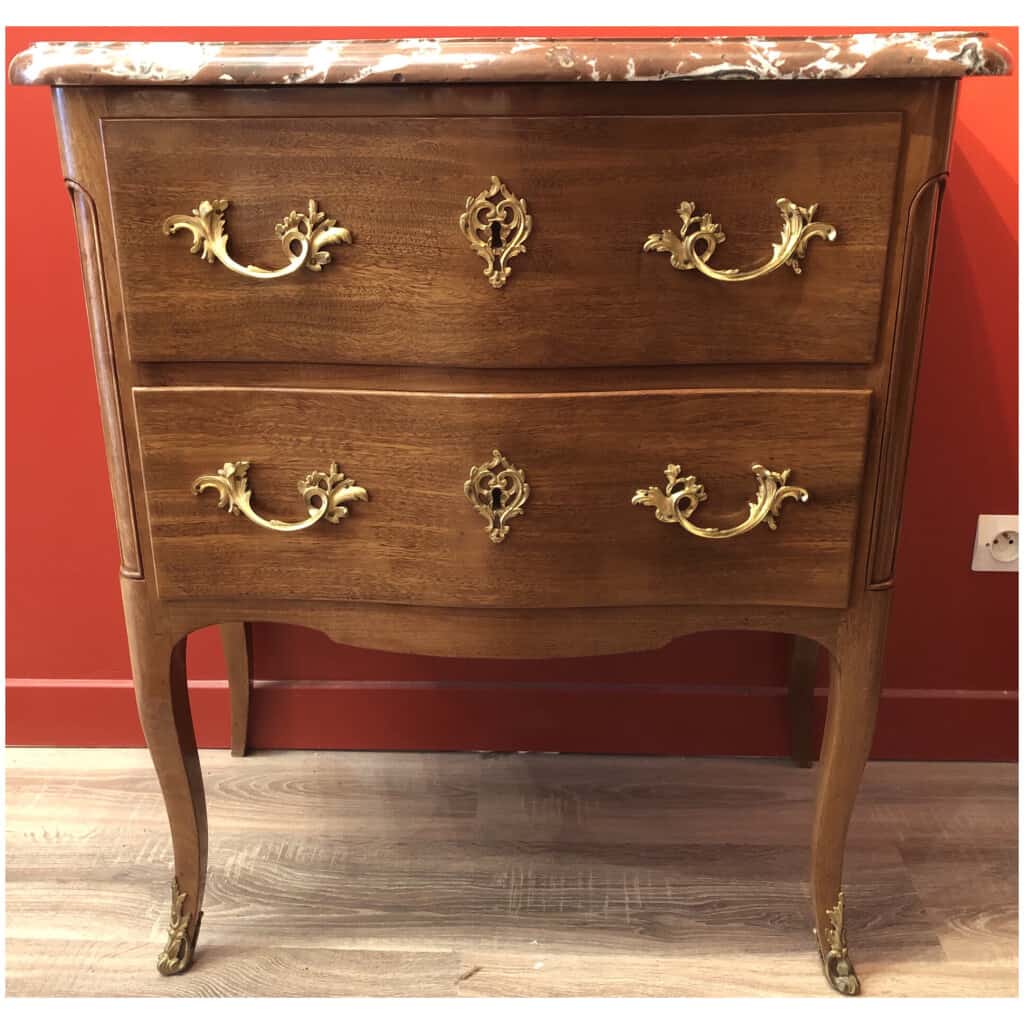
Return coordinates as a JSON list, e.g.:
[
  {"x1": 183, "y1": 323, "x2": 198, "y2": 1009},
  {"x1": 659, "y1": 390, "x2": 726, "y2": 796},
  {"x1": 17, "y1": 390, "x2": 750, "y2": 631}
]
[{"x1": 9, "y1": 33, "x2": 1012, "y2": 87}]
